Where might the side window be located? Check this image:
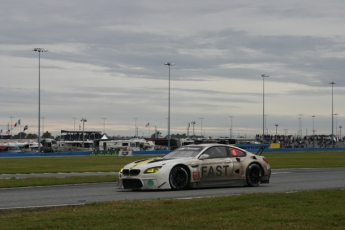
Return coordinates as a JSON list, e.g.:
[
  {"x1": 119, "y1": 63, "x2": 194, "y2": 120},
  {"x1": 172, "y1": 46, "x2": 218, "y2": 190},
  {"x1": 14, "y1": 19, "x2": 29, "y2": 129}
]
[
  {"x1": 203, "y1": 147, "x2": 228, "y2": 158},
  {"x1": 229, "y1": 147, "x2": 246, "y2": 157}
]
